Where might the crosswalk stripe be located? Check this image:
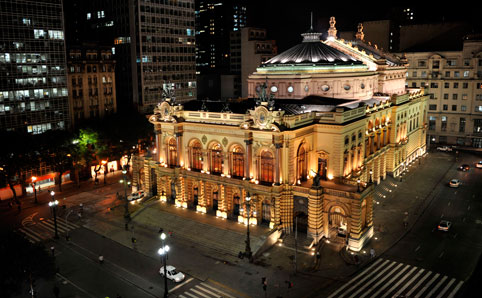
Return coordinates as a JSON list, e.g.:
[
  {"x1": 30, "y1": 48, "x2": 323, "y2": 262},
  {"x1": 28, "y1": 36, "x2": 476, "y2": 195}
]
[
  {"x1": 348, "y1": 261, "x2": 398, "y2": 298},
  {"x1": 414, "y1": 273, "x2": 440, "y2": 298},
  {"x1": 195, "y1": 285, "x2": 221, "y2": 297},
  {"x1": 48, "y1": 218, "x2": 77, "y2": 230},
  {"x1": 40, "y1": 220, "x2": 69, "y2": 233},
  {"x1": 372, "y1": 264, "x2": 411, "y2": 297},
  {"x1": 183, "y1": 292, "x2": 197, "y2": 298},
  {"x1": 436, "y1": 277, "x2": 455, "y2": 298},
  {"x1": 190, "y1": 288, "x2": 211, "y2": 298},
  {"x1": 179, "y1": 295, "x2": 189, "y2": 298},
  {"x1": 327, "y1": 258, "x2": 386, "y2": 298},
  {"x1": 447, "y1": 280, "x2": 464, "y2": 298},
  {"x1": 58, "y1": 218, "x2": 79, "y2": 229},
  {"x1": 425, "y1": 275, "x2": 447, "y2": 298},
  {"x1": 170, "y1": 277, "x2": 194, "y2": 292},
  {"x1": 358, "y1": 263, "x2": 404, "y2": 298},
  {"x1": 18, "y1": 228, "x2": 43, "y2": 242},
  {"x1": 201, "y1": 283, "x2": 236, "y2": 298},
  {"x1": 406, "y1": 270, "x2": 432, "y2": 297},
  {"x1": 382, "y1": 266, "x2": 419, "y2": 298}
]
